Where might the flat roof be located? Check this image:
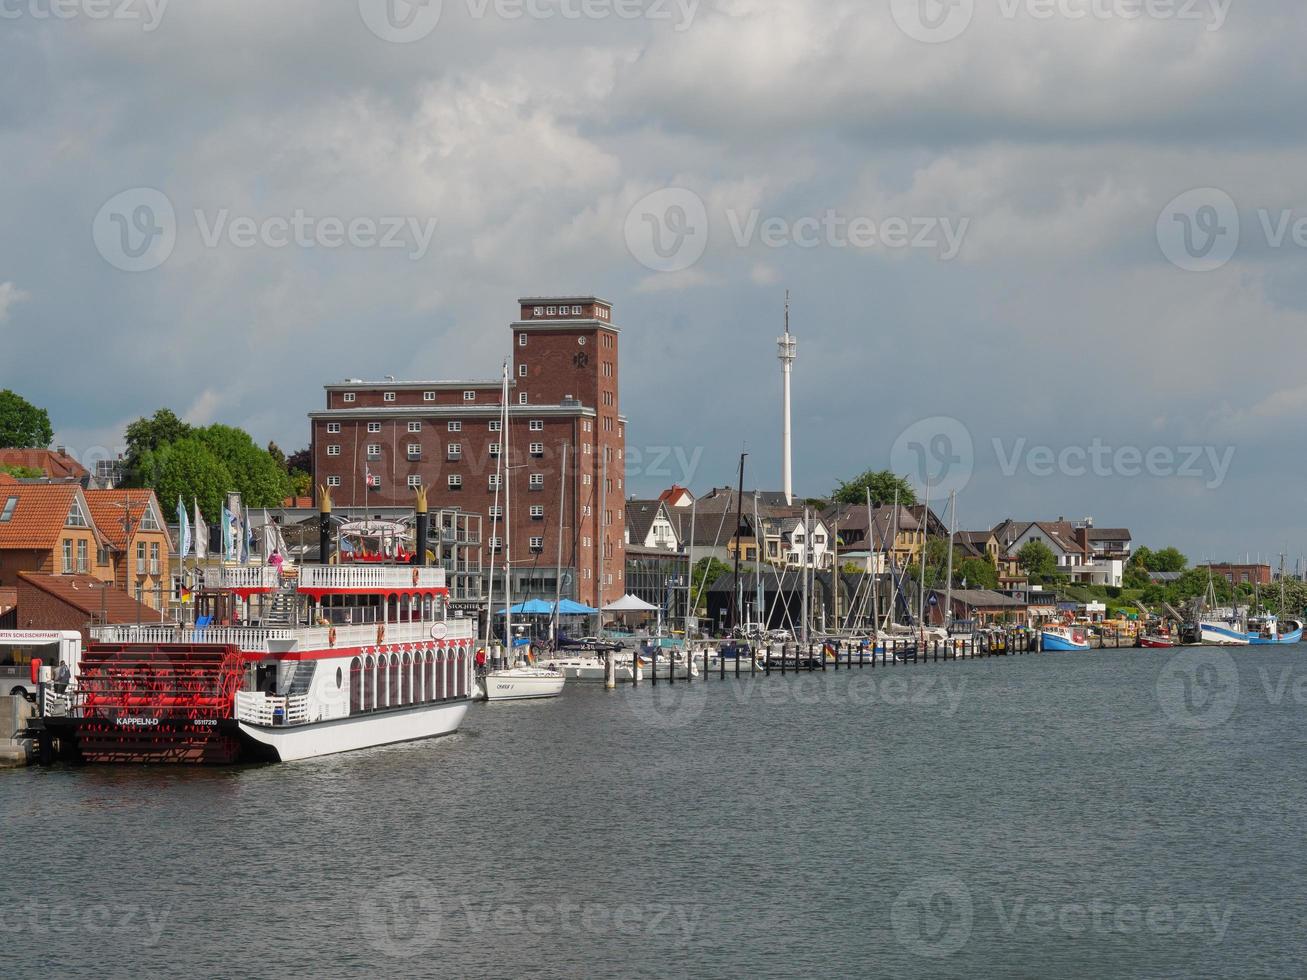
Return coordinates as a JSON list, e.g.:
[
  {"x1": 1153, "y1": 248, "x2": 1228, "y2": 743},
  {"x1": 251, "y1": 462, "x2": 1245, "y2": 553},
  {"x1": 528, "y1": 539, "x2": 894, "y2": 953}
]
[
  {"x1": 519, "y1": 296, "x2": 613, "y2": 306},
  {"x1": 324, "y1": 379, "x2": 504, "y2": 391}
]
